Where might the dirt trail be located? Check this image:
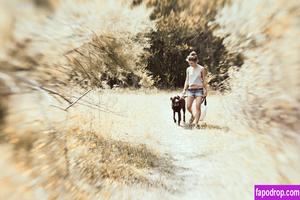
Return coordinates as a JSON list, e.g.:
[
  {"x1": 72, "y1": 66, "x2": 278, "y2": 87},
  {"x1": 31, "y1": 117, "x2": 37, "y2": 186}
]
[
  {"x1": 1, "y1": 90, "x2": 300, "y2": 200},
  {"x1": 92, "y1": 91, "x2": 299, "y2": 199}
]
